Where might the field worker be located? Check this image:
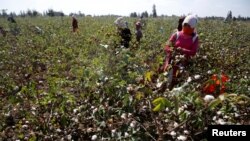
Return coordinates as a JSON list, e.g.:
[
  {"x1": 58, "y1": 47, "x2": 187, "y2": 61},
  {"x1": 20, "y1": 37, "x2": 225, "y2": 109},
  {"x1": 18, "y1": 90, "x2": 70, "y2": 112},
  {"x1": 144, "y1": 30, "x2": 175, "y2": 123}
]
[
  {"x1": 72, "y1": 15, "x2": 78, "y2": 32},
  {"x1": 114, "y1": 17, "x2": 132, "y2": 48},
  {"x1": 7, "y1": 16, "x2": 20, "y2": 36},
  {"x1": 7, "y1": 16, "x2": 16, "y2": 23},
  {"x1": 135, "y1": 19, "x2": 143, "y2": 42},
  {"x1": 161, "y1": 14, "x2": 199, "y2": 72},
  {"x1": 177, "y1": 16, "x2": 186, "y2": 31},
  {"x1": 0, "y1": 26, "x2": 7, "y2": 37},
  {"x1": 33, "y1": 26, "x2": 43, "y2": 34}
]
